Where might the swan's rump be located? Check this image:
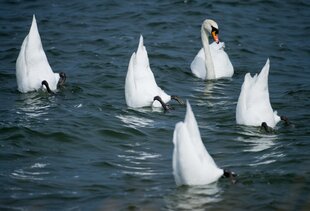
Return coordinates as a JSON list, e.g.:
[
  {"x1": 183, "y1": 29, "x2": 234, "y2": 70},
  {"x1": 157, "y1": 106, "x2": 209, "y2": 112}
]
[
  {"x1": 173, "y1": 102, "x2": 223, "y2": 186},
  {"x1": 125, "y1": 35, "x2": 171, "y2": 108},
  {"x1": 16, "y1": 15, "x2": 58, "y2": 93},
  {"x1": 236, "y1": 59, "x2": 280, "y2": 128}
]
